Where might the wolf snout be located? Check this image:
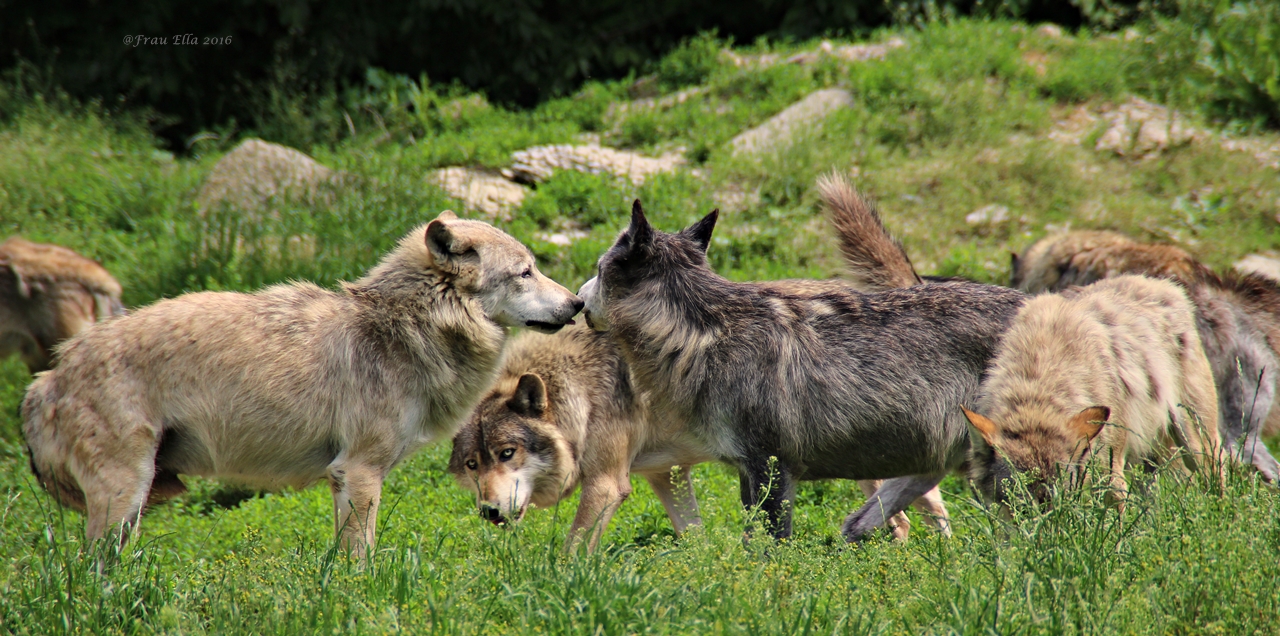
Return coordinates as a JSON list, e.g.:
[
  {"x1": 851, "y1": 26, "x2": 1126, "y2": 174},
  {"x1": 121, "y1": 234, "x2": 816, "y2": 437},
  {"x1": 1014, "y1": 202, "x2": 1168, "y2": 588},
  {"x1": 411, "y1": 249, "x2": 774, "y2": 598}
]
[{"x1": 479, "y1": 503, "x2": 507, "y2": 525}]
